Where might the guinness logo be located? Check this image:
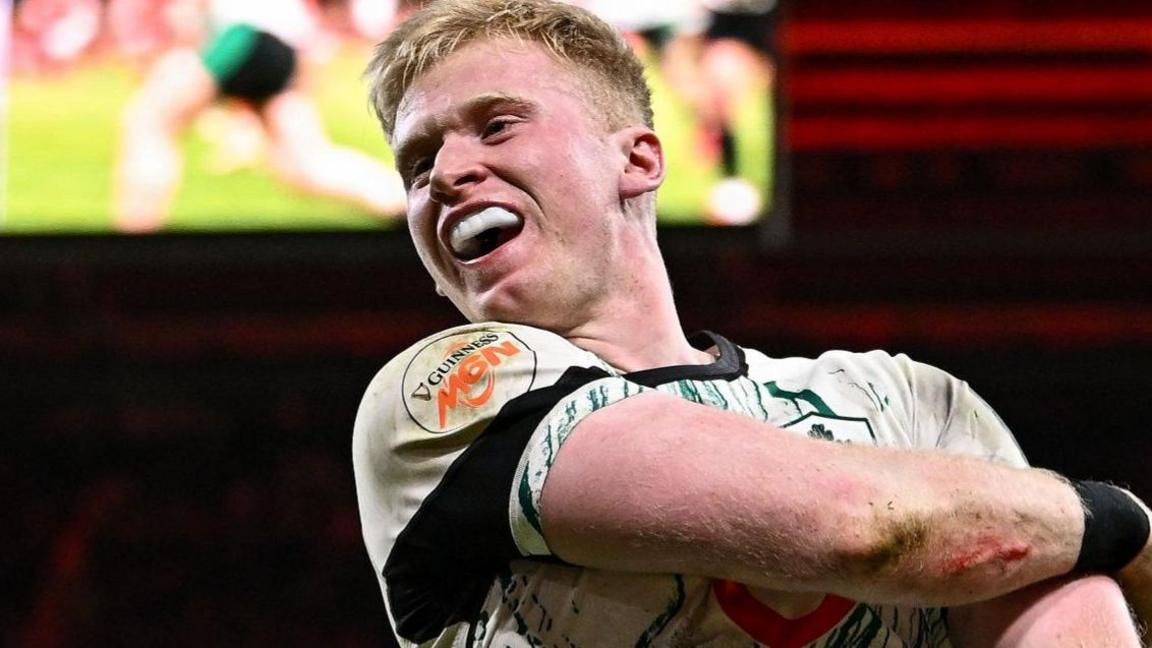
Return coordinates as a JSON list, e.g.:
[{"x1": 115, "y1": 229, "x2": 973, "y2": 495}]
[{"x1": 401, "y1": 329, "x2": 537, "y2": 433}]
